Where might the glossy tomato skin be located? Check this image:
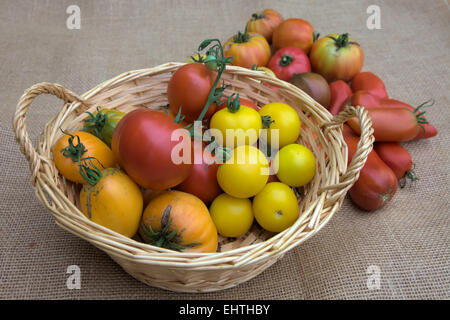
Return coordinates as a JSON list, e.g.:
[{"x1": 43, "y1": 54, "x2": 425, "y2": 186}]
[
  {"x1": 52, "y1": 131, "x2": 117, "y2": 184},
  {"x1": 272, "y1": 18, "x2": 315, "y2": 54},
  {"x1": 267, "y1": 46, "x2": 311, "y2": 82},
  {"x1": 374, "y1": 142, "x2": 413, "y2": 180},
  {"x1": 246, "y1": 9, "x2": 283, "y2": 44},
  {"x1": 328, "y1": 80, "x2": 352, "y2": 115},
  {"x1": 309, "y1": 33, "x2": 364, "y2": 82},
  {"x1": 175, "y1": 142, "x2": 222, "y2": 204},
  {"x1": 347, "y1": 108, "x2": 420, "y2": 142},
  {"x1": 344, "y1": 126, "x2": 398, "y2": 211},
  {"x1": 111, "y1": 109, "x2": 192, "y2": 190},
  {"x1": 209, "y1": 193, "x2": 254, "y2": 238},
  {"x1": 167, "y1": 63, "x2": 217, "y2": 122},
  {"x1": 351, "y1": 72, "x2": 388, "y2": 99},
  {"x1": 253, "y1": 182, "x2": 299, "y2": 233},
  {"x1": 224, "y1": 33, "x2": 271, "y2": 69}
]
